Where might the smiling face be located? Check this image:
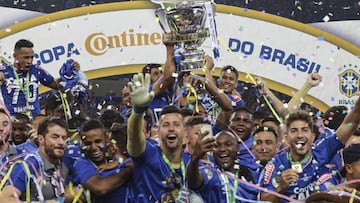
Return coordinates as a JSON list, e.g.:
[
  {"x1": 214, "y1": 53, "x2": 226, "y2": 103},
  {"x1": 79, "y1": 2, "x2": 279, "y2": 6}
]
[
  {"x1": 253, "y1": 131, "x2": 278, "y2": 164},
  {"x1": 158, "y1": 112, "x2": 185, "y2": 152},
  {"x1": 11, "y1": 120, "x2": 29, "y2": 145},
  {"x1": 220, "y1": 69, "x2": 238, "y2": 94},
  {"x1": 287, "y1": 120, "x2": 315, "y2": 162},
  {"x1": 82, "y1": 128, "x2": 107, "y2": 165},
  {"x1": 13, "y1": 47, "x2": 34, "y2": 72},
  {"x1": 38, "y1": 124, "x2": 67, "y2": 164},
  {"x1": 150, "y1": 67, "x2": 162, "y2": 83},
  {"x1": 213, "y1": 132, "x2": 238, "y2": 172},
  {"x1": 229, "y1": 110, "x2": 254, "y2": 141}
]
